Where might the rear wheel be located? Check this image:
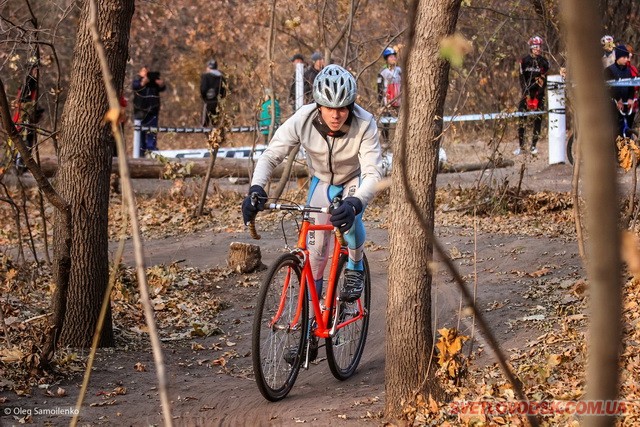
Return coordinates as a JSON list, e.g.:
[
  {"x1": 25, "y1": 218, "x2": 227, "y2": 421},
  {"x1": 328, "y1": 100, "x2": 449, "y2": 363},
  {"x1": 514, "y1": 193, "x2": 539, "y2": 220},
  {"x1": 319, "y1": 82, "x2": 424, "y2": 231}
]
[
  {"x1": 326, "y1": 254, "x2": 371, "y2": 380},
  {"x1": 252, "y1": 253, "x2": 309, "y2": 401}
]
